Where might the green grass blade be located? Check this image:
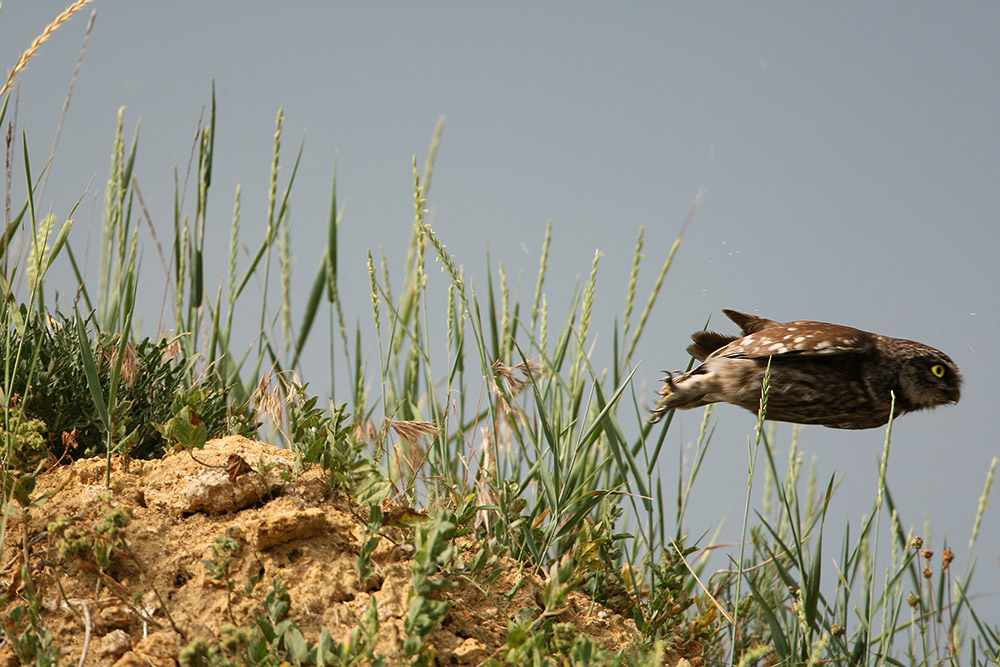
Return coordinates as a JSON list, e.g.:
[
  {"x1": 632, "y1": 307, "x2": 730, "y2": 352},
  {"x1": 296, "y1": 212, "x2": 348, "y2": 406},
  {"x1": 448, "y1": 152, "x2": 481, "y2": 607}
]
[
  {"x1": 74, "y1": 311, "x2": 109, "y2": 429},
  {"x1": 586, "y1": 365, "x2": 649, "y2": 505},
  {"x1": 742, "y1": 567, "x2": 792, "y2": 660},
  {"x1": 293, "y1": 248, "x2": 329, "y2": 369}
]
